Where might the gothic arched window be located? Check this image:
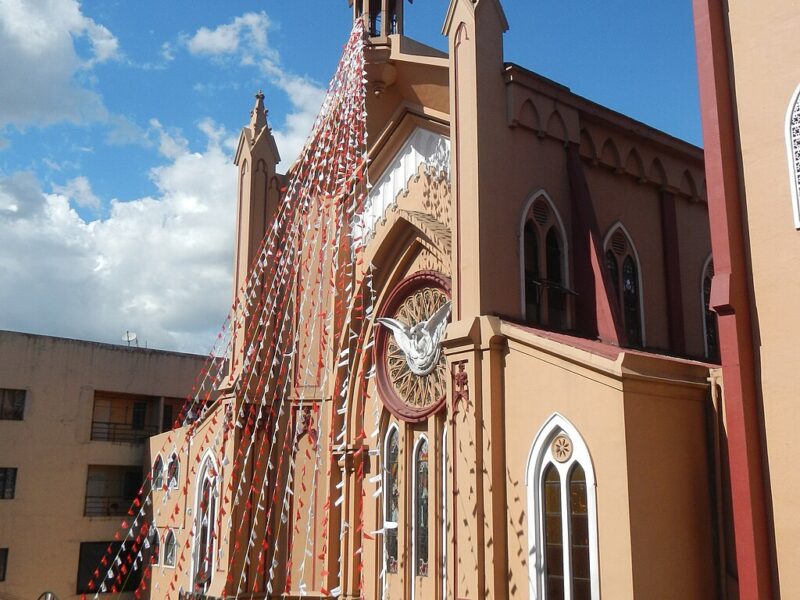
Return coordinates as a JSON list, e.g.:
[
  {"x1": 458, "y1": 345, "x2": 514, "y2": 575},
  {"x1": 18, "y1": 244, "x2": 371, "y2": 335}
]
[
  {"x1": 163, "y1": 529, "x2": 177, "y2": 568},
  {"x1": 604, "y1": 225, "x2": 644, "y2": 347},
  {"x1": 413, "y1": 436, "x2": 429, "y2": 577},
  {"x1": 152, "y1": 455, "x2": 164, "y2": 490},
  {"x1": 149, "y1": 528, "x2": 160, "y2": 566},
  {"x1": 520, "y1": 192, "x2": 570, "y2": 330},
  {"x1": 167, "y1": 453, "x2": 179, "y2": 490},
  {"x1": 702, "y1": 257, "x2": 719, "y2": 362},
  {"x1": 194, "y1": 456, "x2": 218, "y2": 593},
  {"x1": 526, "y1": 415, "x2": 598, "y2": 600},
  {"x1": 383, "y1": 425, "x2": 400, "y2": 574},
  {"x1": 524, "y1": 222, "x2": 540, "y2": 323}
]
